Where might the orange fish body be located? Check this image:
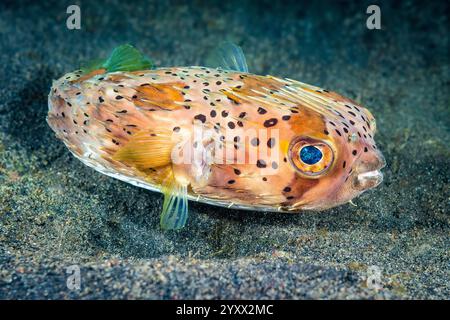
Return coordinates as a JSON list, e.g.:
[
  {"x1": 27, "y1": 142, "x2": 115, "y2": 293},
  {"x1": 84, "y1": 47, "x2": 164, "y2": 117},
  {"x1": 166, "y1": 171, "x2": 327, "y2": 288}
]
[{"x1": 47, "y1": 44, "x2": 385, "y2": 229}]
